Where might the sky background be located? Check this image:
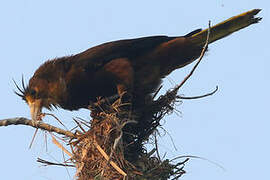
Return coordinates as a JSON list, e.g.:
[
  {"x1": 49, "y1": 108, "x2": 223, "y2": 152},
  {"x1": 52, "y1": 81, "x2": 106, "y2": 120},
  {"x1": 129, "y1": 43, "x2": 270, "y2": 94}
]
[{"x1": 0, "y1": 1, "x2": 269, "y2": 180}]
